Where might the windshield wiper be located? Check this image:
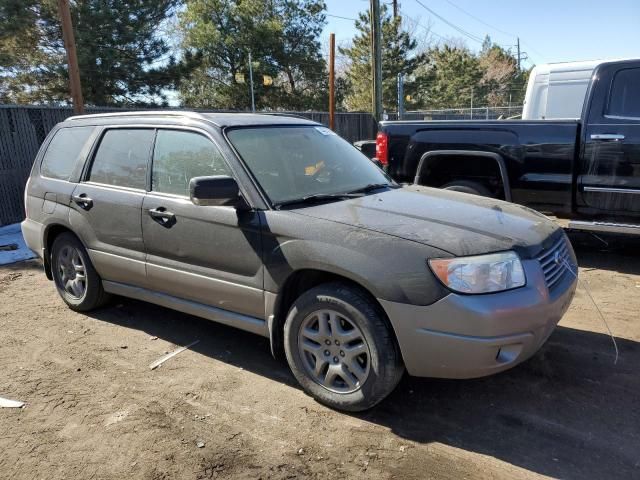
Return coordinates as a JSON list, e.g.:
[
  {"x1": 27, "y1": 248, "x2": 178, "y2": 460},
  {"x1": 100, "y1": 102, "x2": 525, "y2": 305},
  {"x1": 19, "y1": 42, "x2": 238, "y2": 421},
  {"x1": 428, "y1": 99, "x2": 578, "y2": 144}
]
[
  {"x1": 345, "y1": 182, "x2": 399, "y2": 194},
  {"x1": 273, "y1": 192, "x2": 363, "y2": 210}
]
